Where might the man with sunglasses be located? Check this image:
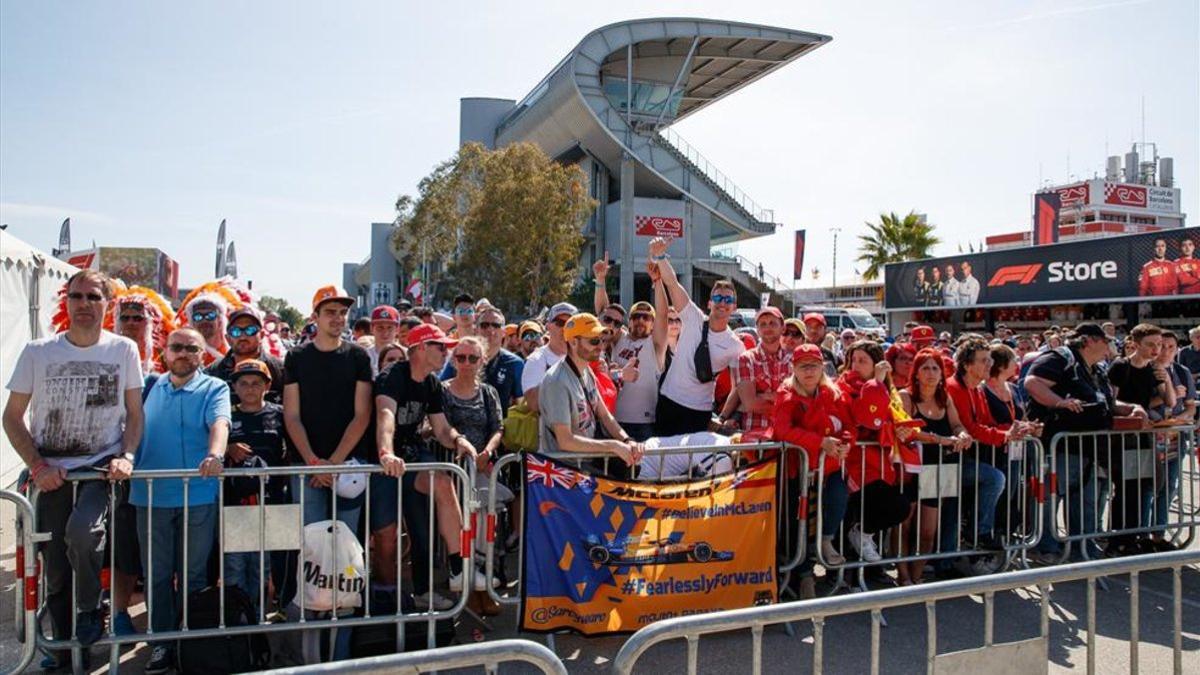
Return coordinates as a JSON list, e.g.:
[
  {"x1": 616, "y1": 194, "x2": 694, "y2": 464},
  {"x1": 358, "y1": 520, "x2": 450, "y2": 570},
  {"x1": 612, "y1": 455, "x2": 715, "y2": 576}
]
[
  {"x1": 451, "y1": 292, "x2": 478, "y2": 338},
  {"x1": 521, "y1": 302, "x2": 576, "y2": 413},
  {"x1": 4, "y1": 270, "x2": 144, "y2": 664},
  {"x1": 647, "y1": 237, "x2": 746, "y2": 435},
  {"x1": 186, "y1": 299, "x2": 230, "y2": 366},
  {"x1": 441, "y1": 307, "x2": 525, "y2": 415},
  {"x1": 130, "y1": 327, "x2": 230, "y2": 674},
  {"x1": 516, "y1": 320, "x2": 543, "y2": 359},
  {"x1": 539, "y1": 313, "x2": 644, "y2": 467},
  {"x1": 207, "y1": 307, "x2": 284, "y2": 405},
  {"x1": 782, "y1": 318, "x2": 805, "y2": 354}
]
